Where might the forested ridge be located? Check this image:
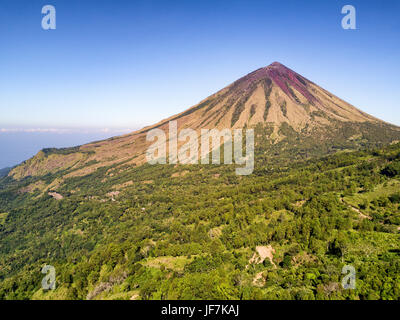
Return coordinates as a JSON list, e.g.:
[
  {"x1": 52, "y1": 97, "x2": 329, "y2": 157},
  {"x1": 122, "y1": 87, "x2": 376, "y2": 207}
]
[{"x1": 1, "y1": 124, "x2": 400, "y2": 300}]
